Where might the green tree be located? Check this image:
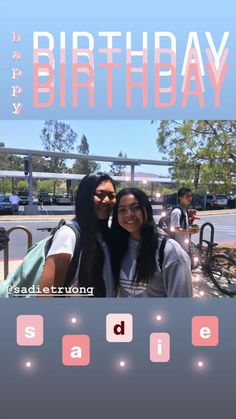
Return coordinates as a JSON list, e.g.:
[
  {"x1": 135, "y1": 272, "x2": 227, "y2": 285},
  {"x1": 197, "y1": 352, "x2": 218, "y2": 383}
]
[
  {"x1": 40, "y1": 120, "x2": 78, "y2": 172},
  {"x1": 110, "y1": 151, "x2": 127, "y2": 176},
  {"x1": 0, "y1": 153, "x2": 24, "y2": 171},
  {"x1": 72, "y1": 134, "x2": 100, "y2": 174},
  {"x1": 155, "y1": 120, "x2": 236, "y2": 193},
  {"x1": 36, "y1": 180, "x2": 55, "y2": 194},
  {"x1": 0, "y1": 142, "x2": 23, "y2": 171},
  {"x1": 32, "y1": 156, "x2": 52, "y2": 172},
  {"x1": 0, "y1": 179, "x2": 12, "y2": 195},
  {"x1": 17, "y1": 180, "x2": 29, "y2": 191},
  {"x1": 40, "y1": 120, "x2": 78, "y2": 193}
]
